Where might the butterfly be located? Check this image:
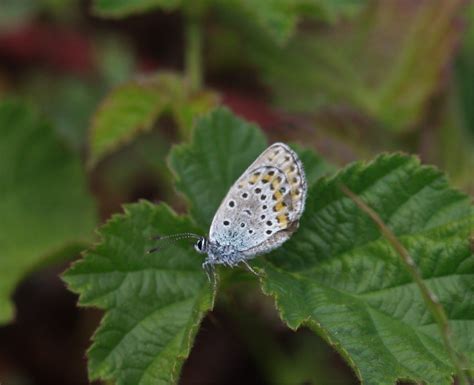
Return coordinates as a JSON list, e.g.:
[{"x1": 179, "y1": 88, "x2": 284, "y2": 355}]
[{"x1": 150, "y1": 142, "x2": 307, "y2": 282}]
